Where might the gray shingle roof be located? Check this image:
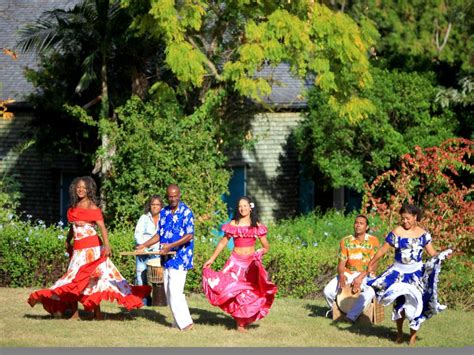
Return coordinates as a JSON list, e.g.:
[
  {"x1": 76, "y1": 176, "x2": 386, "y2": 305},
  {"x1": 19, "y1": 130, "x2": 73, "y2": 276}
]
[
  {"x1": 0, "y1": 0, "x2": 79, "y2": 101},
  {"x1": 255, "y1": 62, "x2": 313, "y2": 109}
]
